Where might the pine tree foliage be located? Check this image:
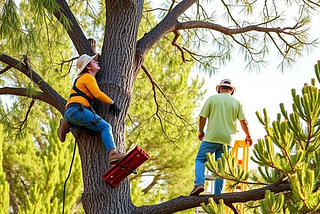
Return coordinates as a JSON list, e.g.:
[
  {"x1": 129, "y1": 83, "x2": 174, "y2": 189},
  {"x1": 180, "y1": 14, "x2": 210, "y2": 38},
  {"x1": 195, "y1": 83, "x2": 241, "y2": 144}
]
[
  {"x1": 1, "y1": 0, "x2": 320, "y2": 213},
  {"x1": 0, "y1": 105, "x2": 84, "y2": 213},
  {"x1": 0, "y1": 124, "x2": 10, "y2": 213},
  {"x1": 0, "y1": 1, "x2": 83, "y2": 212},
  {"x1": 201, "y1": 198, "x2": 225, "y2": 214},
  {"x1": 202, "y1": 61, "x2": 320, "y2": 213},
  {"x1": 259, "y1": 191, "x2": 289, "y2": 214}
]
